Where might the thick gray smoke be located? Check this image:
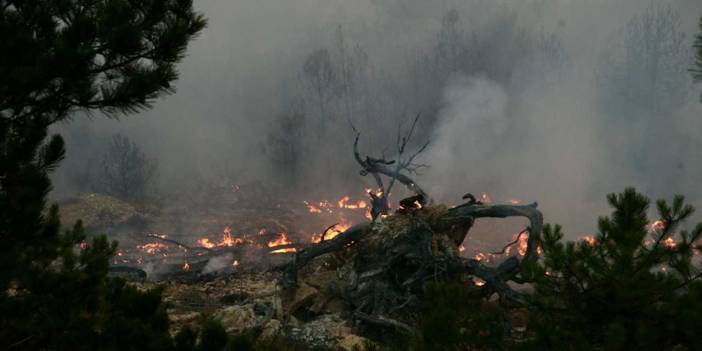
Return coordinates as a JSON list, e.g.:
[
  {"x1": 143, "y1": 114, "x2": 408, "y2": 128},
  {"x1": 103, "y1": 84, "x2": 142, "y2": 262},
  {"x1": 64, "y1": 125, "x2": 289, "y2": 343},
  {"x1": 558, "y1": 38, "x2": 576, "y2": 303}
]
[{"x1": 52, "y1": 0, "x2": 702, "y2": 236}]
